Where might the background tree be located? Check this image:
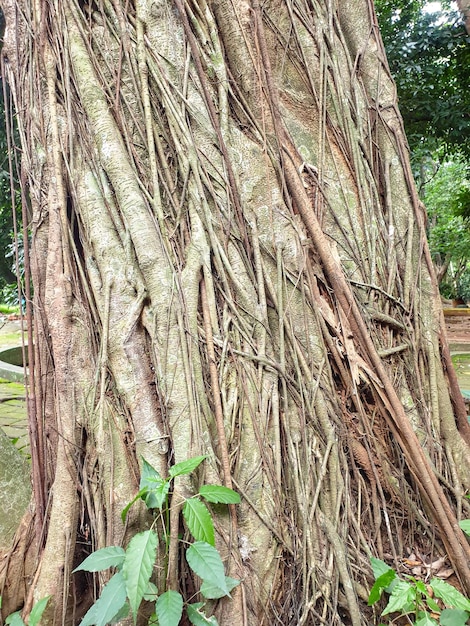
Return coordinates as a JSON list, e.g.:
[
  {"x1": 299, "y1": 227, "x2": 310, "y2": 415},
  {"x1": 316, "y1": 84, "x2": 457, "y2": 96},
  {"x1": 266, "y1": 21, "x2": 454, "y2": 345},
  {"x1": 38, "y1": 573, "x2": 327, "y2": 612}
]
[
  {"x1": 1, "y1": 1, "x2": 470, "y2": 625},
  {"x1": 423, "y1": 156, "x2": 470, "y2": 297},
  {"x1": 375, "y1": 0, "x2": 470, "y2": 164},
  {"x1": 375, "y1": 0, "x2": 470, "y2": 299}
]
